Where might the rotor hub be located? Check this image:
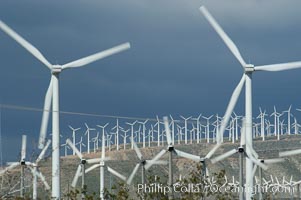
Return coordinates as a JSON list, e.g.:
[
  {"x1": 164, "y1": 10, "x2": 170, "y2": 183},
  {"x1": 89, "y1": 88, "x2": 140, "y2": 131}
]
[
  {"x1": 81, "y1": 159, "x2": 87, "y2": 165},
  {"x1": 238, "y1": 147, "x2": 244, "y2": 153},
  {"x1": 51, "y1": 65, "x2": 62, "y2": 74},
  {"x1": 168, "y1": 146, "x2": 174, "y2": 151},
  {"x1": 20, "y1": 161, "x2": 26, "y2": 165},
  {"x1": 244, "y1": 64, "x2": 255, "y2": 73}
]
